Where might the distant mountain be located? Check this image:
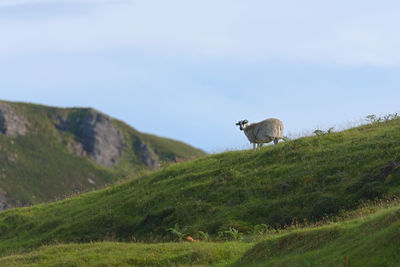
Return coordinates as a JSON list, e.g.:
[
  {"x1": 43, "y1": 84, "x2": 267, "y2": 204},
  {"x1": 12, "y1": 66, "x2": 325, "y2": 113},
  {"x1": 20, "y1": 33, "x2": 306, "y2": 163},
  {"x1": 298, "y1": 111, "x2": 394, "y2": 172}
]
[{"x1": 0, "y1": 100, "x2": 205, "y2": 209}]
